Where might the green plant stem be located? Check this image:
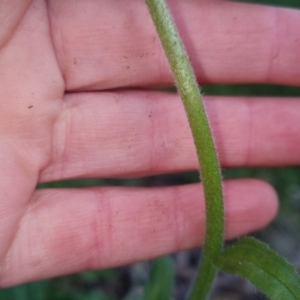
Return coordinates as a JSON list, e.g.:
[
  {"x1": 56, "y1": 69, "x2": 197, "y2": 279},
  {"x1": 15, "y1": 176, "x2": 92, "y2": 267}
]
[{"x1": 145, "y1": 0, "x2": 224, "y2": 299}]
